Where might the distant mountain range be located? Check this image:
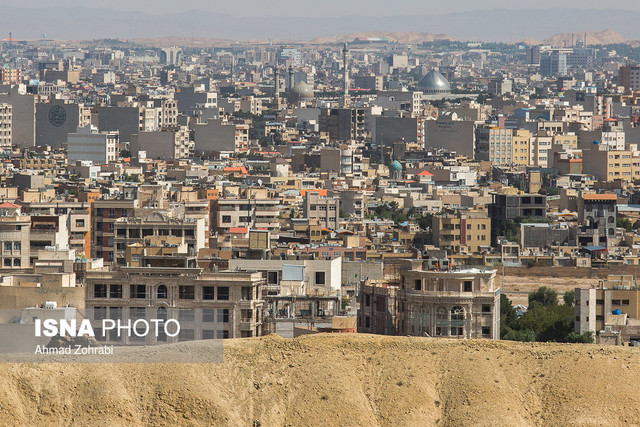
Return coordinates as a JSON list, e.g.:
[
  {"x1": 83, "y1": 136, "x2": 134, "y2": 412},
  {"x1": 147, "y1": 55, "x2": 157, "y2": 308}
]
[
  {"x1": 1, "y1": 6, "x2": 640, "y2": 43},
  {"x1": 521, "y1": 30, "x2": 628, "y2": 47}
]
